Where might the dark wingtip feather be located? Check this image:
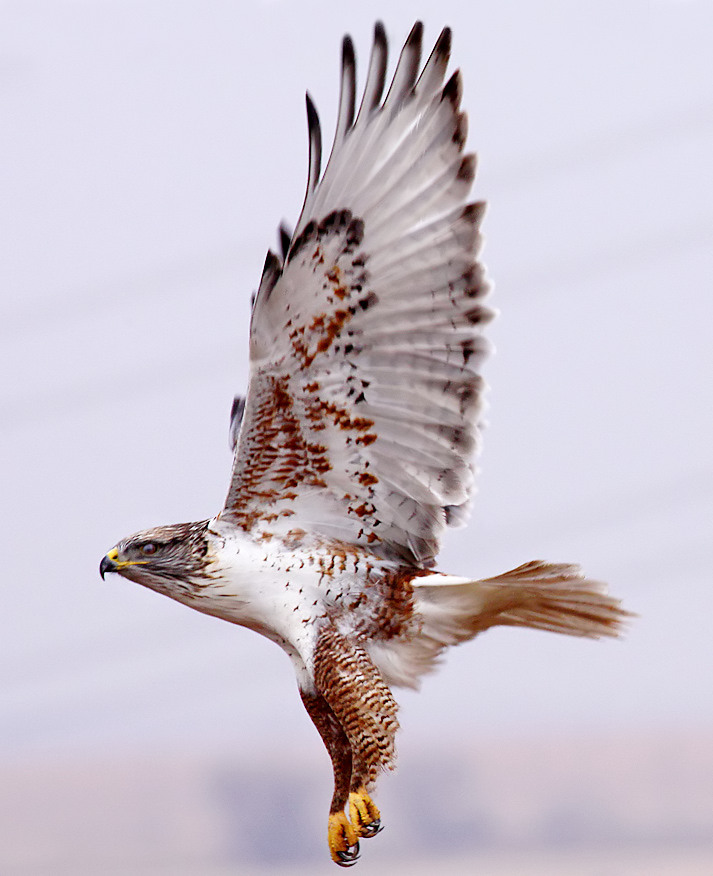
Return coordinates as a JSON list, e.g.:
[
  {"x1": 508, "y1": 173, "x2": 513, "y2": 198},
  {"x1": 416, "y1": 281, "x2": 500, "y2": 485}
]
[
  {"x1": 441, "y1": 69, "x2": 463, "y2": 106},
  {"x1": 356, "y1": 21, "x2": 388, "y2": 118},
  {"x1": 407, "y1": 20, "x2": 424, "y2": 46},
  {"x1": 262, "y1": 248, "x2": 281, "y2": 274},
  {"x1": 457, "y1": 153, "x2": 477, "y2": 184},
  {"x1": 305, "y1": 92, "x2": 322, "y2": 193},
  {"x1": 374, "y1": 20, "x2": 387, "y2": 50},
  {"x1": 462, "y1": 201, "x2": 487, "y2": 227},
  {"x1": 436, "y1": 26, "x2": 452, "y2": 59},
  {"x1": 453, "y1": 111, "x2": 468, "y2": 148},
  {"x1": 403, "y1": 21, "x2": 424, "y2": 93},
  {"x1": 259, "y1": 249, "x2": 282, "y2": 301},
  {"x1": 278, "y1": 222, "x2": 292, "y2": 261},
  {"x1": 342, "y1": 33, "x2": 355, "y2": 72},
  {"x1": 416, "y1": 23, "x2": 452, "y2": 94},
  {"x1": 383, "y1": 20, "x2": 424, "y2": 108},
  {"x1": 335, "y1": 34, "x2": 356, "y2": 140},
  {"x1": 306, "y1": 91, "x2": 318, "y2": 120}
]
